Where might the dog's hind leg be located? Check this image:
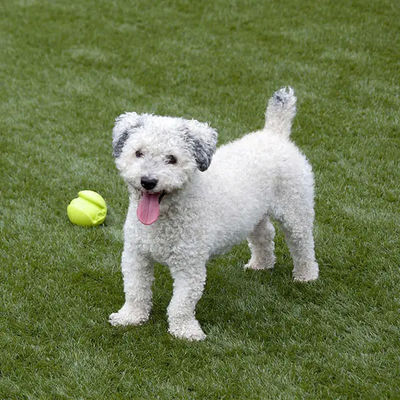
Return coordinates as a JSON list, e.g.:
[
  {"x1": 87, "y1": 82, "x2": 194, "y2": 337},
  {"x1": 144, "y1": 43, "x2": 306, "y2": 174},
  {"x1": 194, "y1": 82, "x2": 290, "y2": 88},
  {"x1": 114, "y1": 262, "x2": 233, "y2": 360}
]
[
  {"x1": 245, "y1": 216, "x2": 276, "y2": 270},
  {"x1": 277, "y1": 203, "x2": 319, "y2": 282}
]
